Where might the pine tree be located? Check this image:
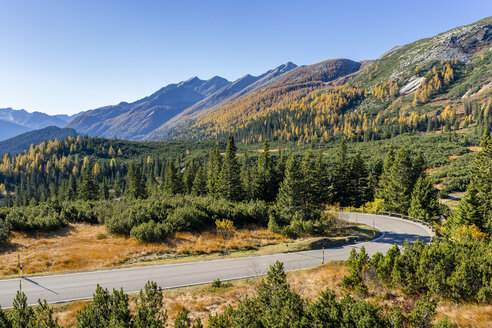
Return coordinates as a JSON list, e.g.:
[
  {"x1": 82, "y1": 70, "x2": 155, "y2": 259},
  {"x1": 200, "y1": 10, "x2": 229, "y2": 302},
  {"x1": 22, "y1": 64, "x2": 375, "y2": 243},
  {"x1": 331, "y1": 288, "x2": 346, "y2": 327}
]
[
  {"x1": 191, "y1": 166, "x2": 207, "y2": 196},
  {"x1": 408, "y1": 175, "x2": 441, "y2": 223},
  {"x1": 450, "y1": 182, "x2": 484, "y2": 230},
  {"x1": 386, "y1": 147, "x2": 413, "y2": 213},
  {"x1": 276, "y1": 154, "x2": 304, "y2": 221},
  {"x1": 332, "y1": 138, "x2": 350, "y2": 206},
  {"x1": 126, "y1": 163, "x2": 147, "y2": 199},
  {"x1": 8, "y1": 292, "x2": 33, "y2": 327},
  {"x1": 163, "y1": 158, "x2": 183, "y2": 195},
  {"x1": 219, "y1": 136, "x2": 243, "y2": 201},
  {"x1": 241, "y1": 150, "x2": 254, "y2": 200},
  {"x1": 254, "y1": 140, "x2": 276, "y2": 202},
  {"x1": 183, "y1": 159, "x2": 199, "y2": 194},
  {"x1": 79, "y1": 168, "x2": 99, "y2": 201},
  {"x1": 376, "y1": 145, "x2": 395, "y2": 201},
  {"x1": 471, "y1": 133, "x2": 492, "y2": 233},
  {"x1": 411, "y1": 151, "x2": 426, "y2": 186},
  {"x1": 207, "y1": 145, "x2": 222, "y2": 198},
  {"x1": 349, "y1": 151, "x2": 369, "y2": 207}
]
